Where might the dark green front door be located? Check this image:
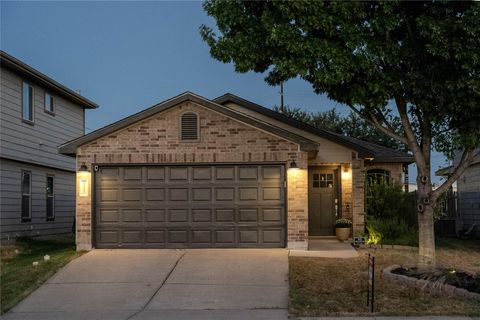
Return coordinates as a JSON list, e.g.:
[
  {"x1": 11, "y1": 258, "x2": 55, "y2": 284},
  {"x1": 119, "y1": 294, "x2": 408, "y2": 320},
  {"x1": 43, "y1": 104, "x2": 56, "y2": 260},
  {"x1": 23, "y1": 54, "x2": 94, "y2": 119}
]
[{"x1": 308, "y1": 168, "x2": 338, "y2": 236}]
